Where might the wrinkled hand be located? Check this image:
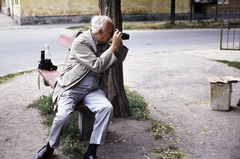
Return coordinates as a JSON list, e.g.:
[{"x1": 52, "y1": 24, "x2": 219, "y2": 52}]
[{"x1": 110, "y1": 29, "x2": 122, "y2": 53}]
